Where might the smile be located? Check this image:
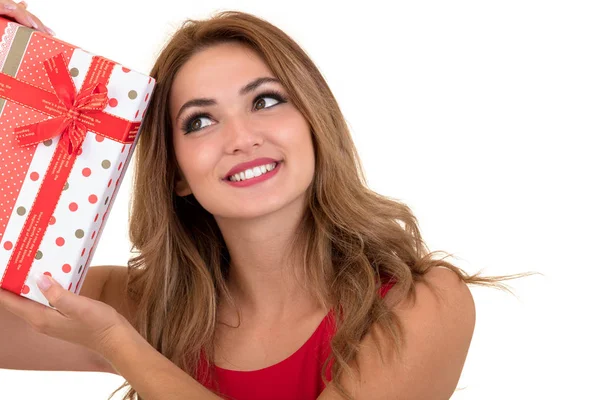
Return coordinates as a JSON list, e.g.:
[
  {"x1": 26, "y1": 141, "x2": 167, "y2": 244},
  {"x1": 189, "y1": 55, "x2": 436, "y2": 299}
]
[
  {"x1": 224, "y1": 162, "x2": 281, "y2": 187},
  {"x1": 228, "y1": 162, "x2": 277, "y2": 182}
]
